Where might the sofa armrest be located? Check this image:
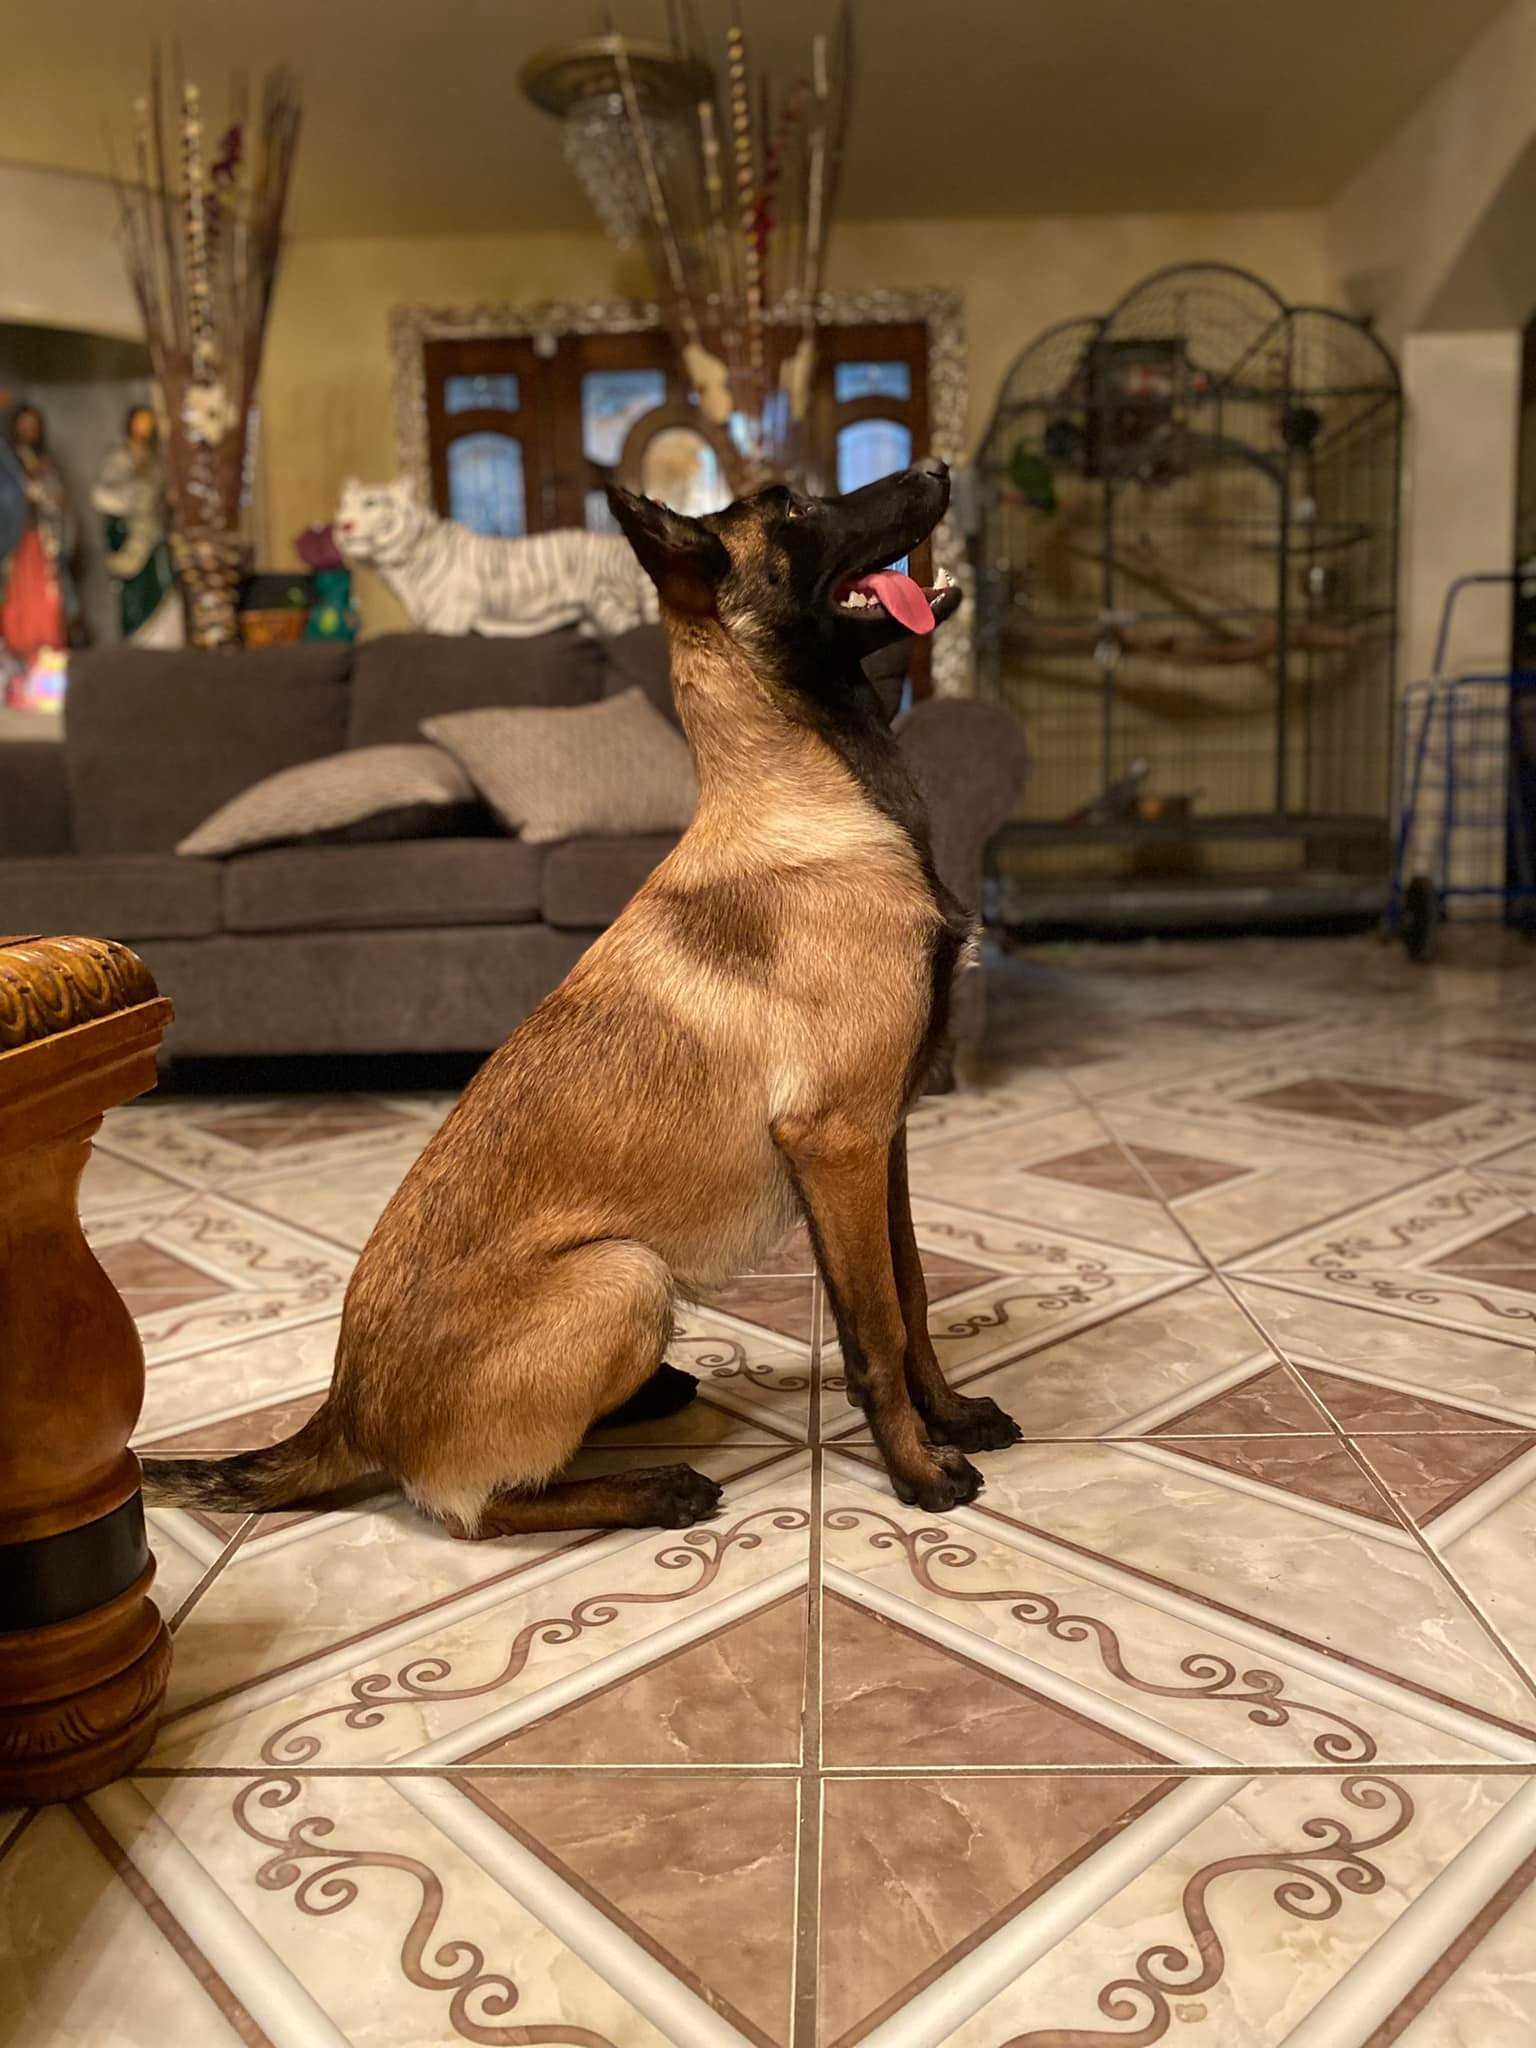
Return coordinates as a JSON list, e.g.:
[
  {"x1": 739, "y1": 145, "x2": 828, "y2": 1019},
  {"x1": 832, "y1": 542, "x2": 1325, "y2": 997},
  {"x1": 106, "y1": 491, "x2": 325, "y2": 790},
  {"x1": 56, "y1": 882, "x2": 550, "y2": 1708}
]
[
  {"x1": 894, "y1": 698, "x2": 1028, "y2": 912},
  {"x1": 0, "y1": 741, "x2": 72, "y2": 858}
]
